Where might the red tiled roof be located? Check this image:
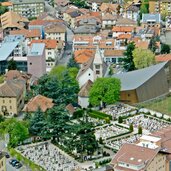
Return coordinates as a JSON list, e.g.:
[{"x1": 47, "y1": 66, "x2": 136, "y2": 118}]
[
  {"x1": 29, "y1": 39, "x2": 58, "y2": 49},
  {"x1": 112, "y1": 26, "x2": 134, "y2": 32},
  {"x1": 10, "y1": 29, "x2": 41, "y2": 38},
  {"x1": 23, "y1": 94, "x2": 54, "y2": 112},
  {"x1": 155, "y1": 54, "x2": 171, "y2": 62}
]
